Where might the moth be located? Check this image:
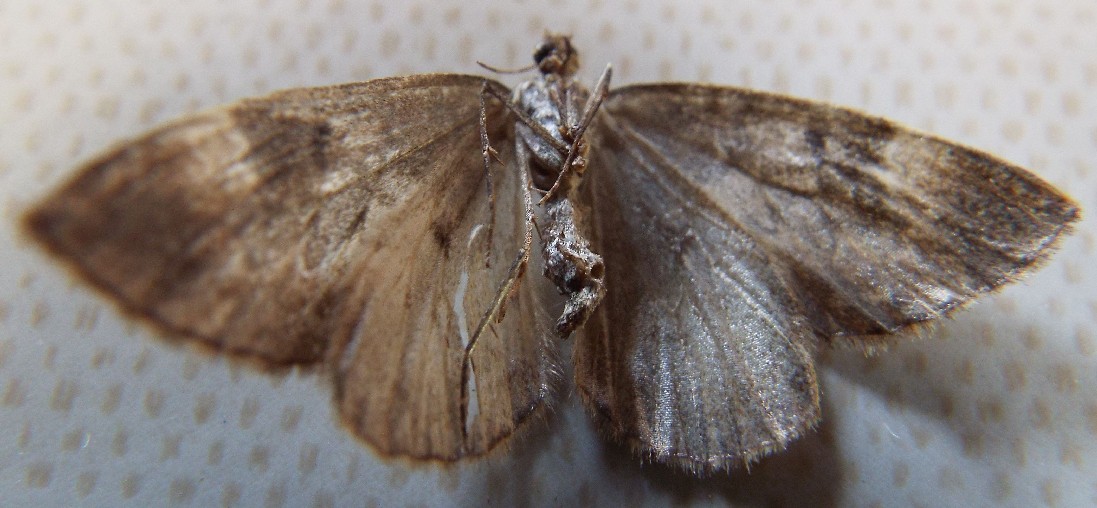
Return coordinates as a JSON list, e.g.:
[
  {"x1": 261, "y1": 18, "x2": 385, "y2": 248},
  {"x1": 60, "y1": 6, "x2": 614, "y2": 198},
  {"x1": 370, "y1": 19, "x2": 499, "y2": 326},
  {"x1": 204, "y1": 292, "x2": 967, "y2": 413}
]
[{"x1": 23, "y1": 33, "x2": 1079, "y2": 473}]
